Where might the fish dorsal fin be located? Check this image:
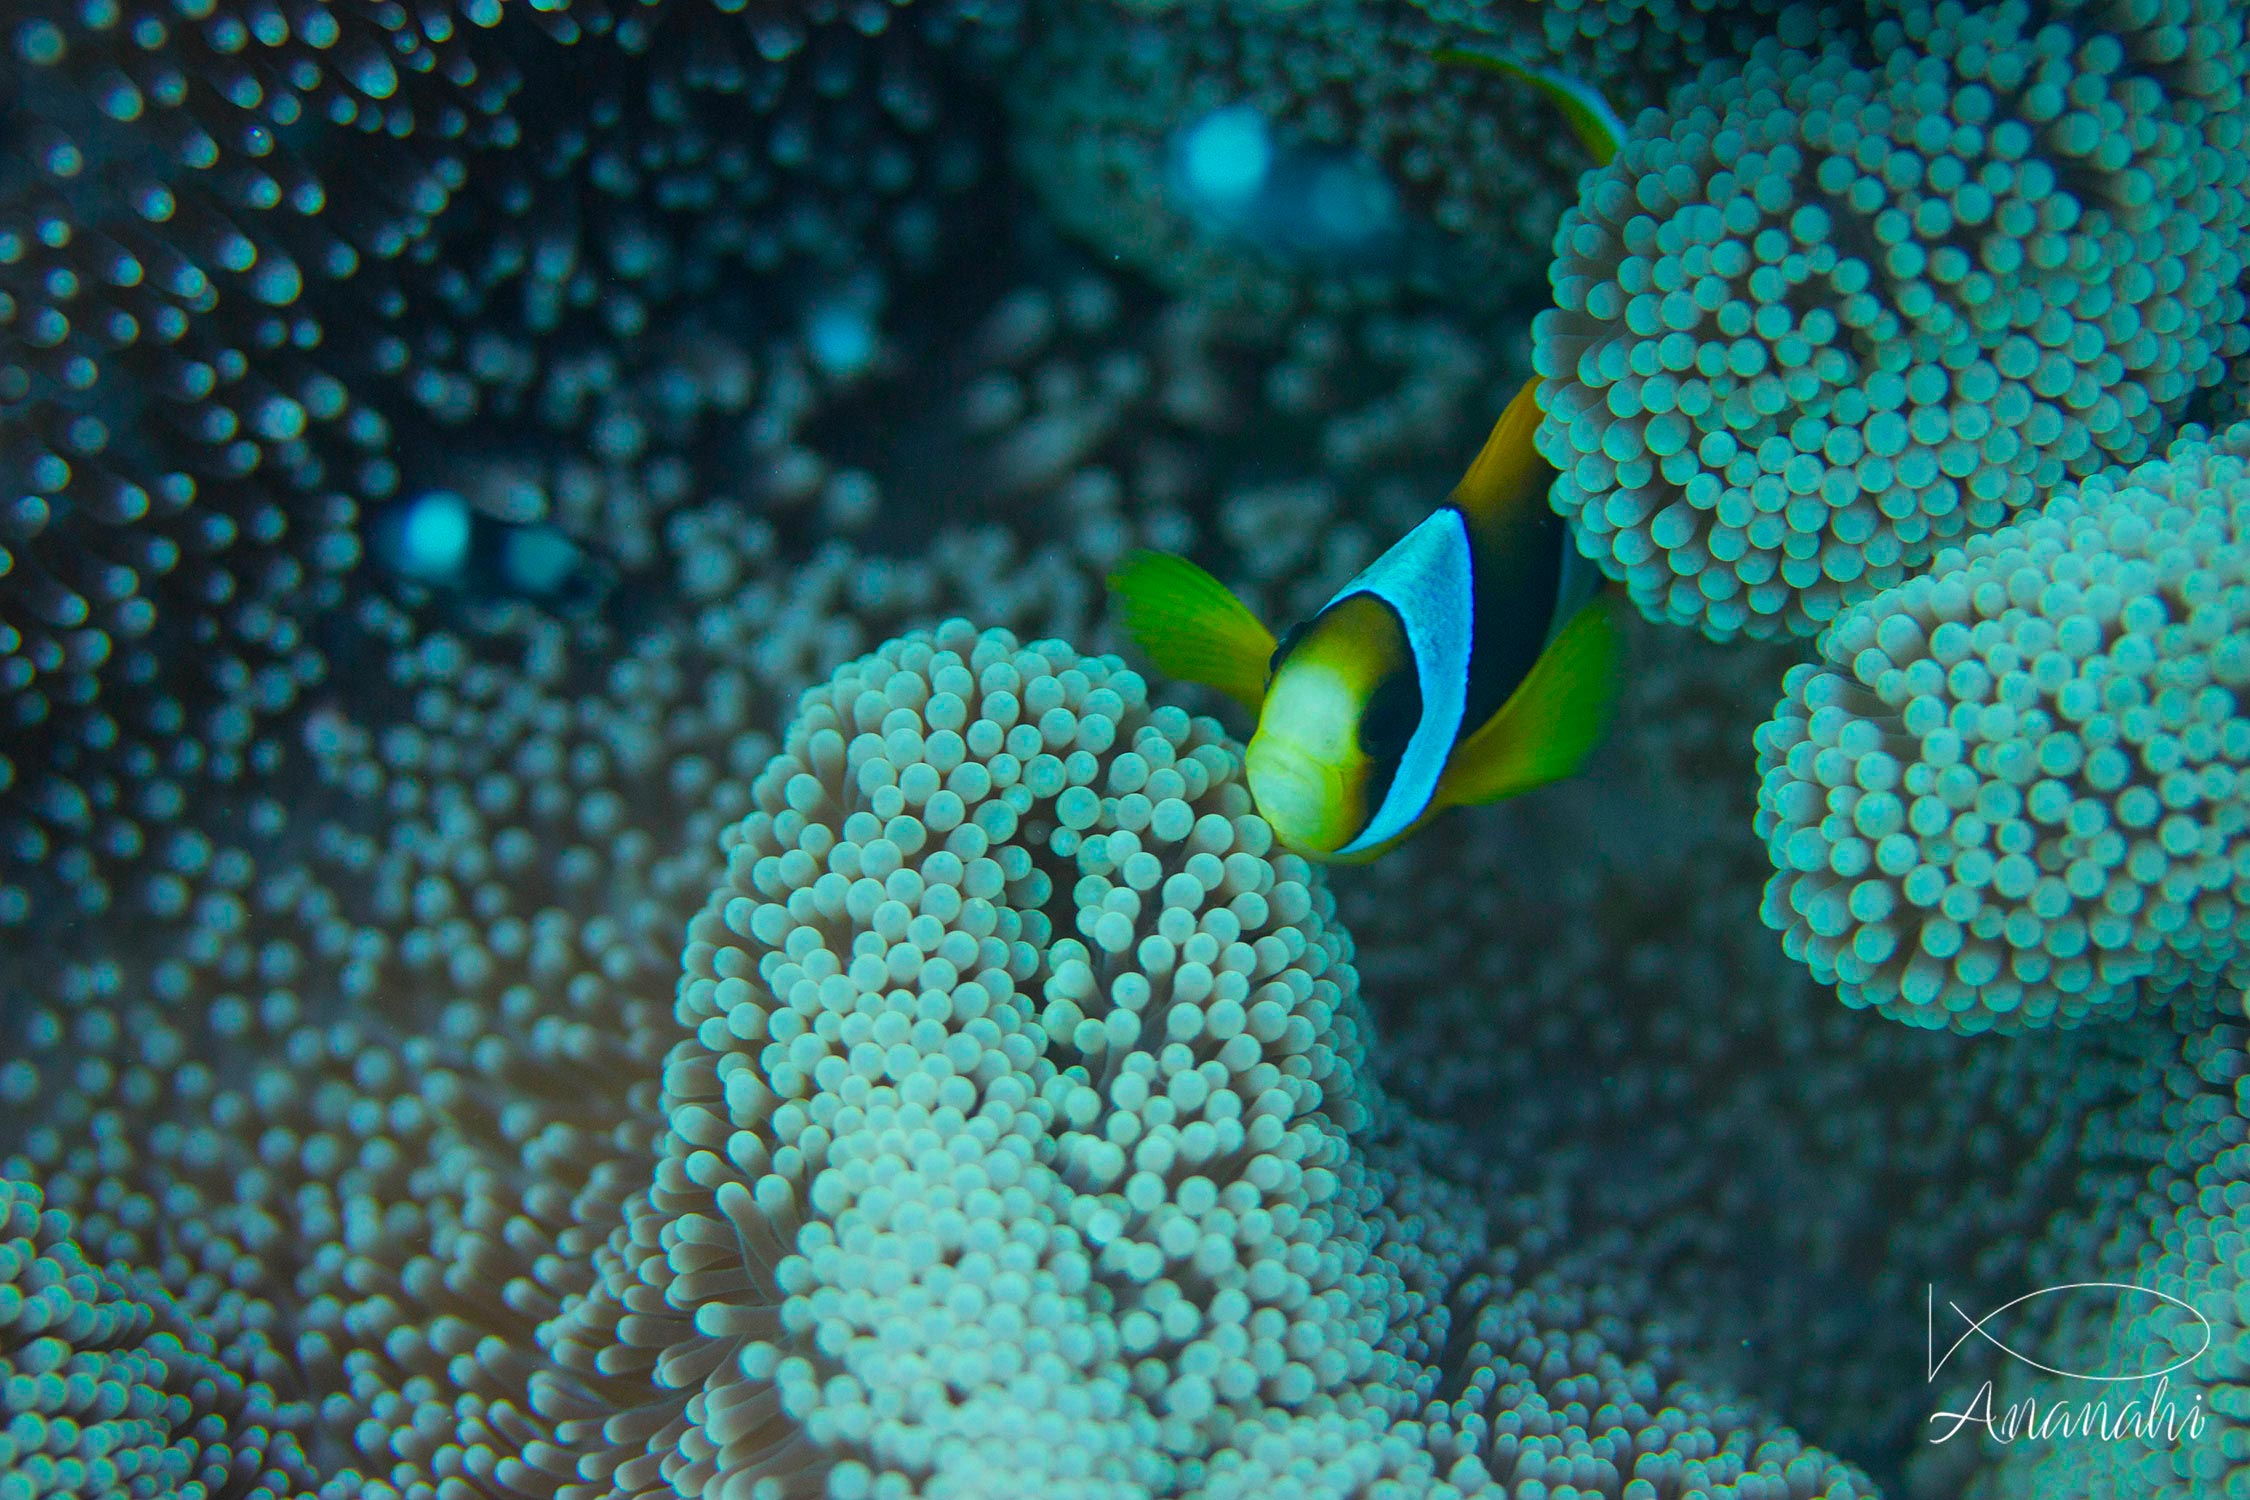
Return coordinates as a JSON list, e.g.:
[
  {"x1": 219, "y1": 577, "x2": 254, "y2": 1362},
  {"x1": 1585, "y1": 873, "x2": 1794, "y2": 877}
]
[
  {"x1": 1435, "y1": 592, "x2": 1622, "y2": 809},
  {"x1": 1107, "y1": 550, "x2": 1278, "y2": 713},
  {"x1": 1451, "y1": 375, "x2": 1551, "y2": 538},
  {"x1": 1433, "y1": 46, "x2": 1628, "y2": 166}
]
